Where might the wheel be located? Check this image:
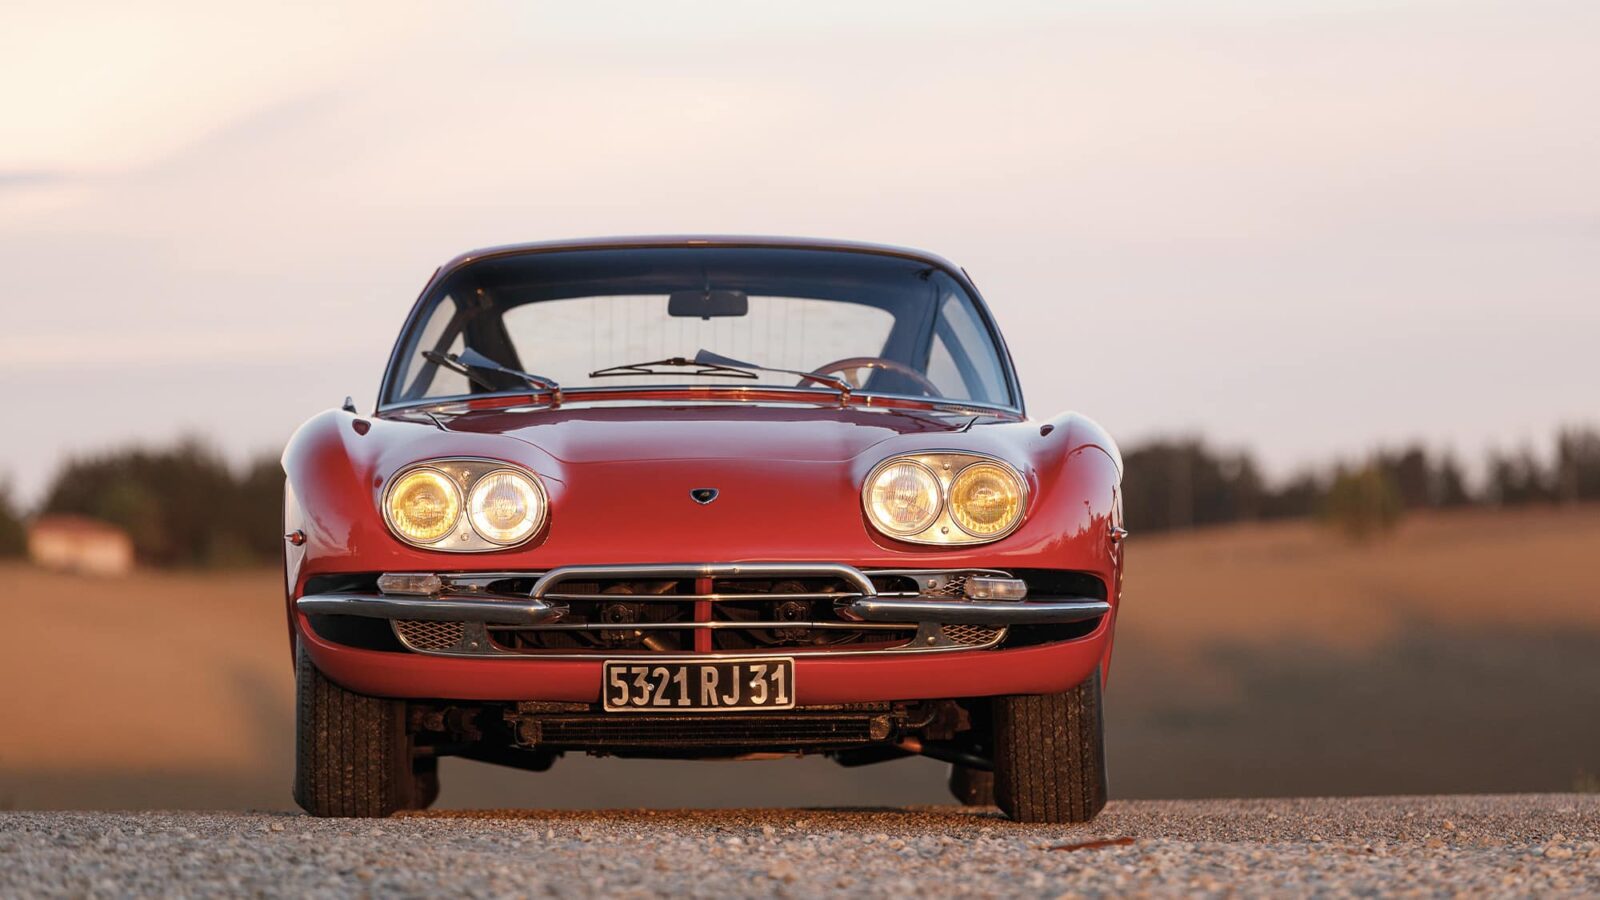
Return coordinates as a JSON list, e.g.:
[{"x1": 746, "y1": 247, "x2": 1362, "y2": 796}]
[
  {"x1": 293, "y1": 643, "x2": 419, "y2": 817},
  {"x1": 948, "y1": 764, "x2": 995, "y2": 807},
  {"x1": 992, "y1": 670, "x2": 1108, "y2": 823}
]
